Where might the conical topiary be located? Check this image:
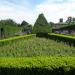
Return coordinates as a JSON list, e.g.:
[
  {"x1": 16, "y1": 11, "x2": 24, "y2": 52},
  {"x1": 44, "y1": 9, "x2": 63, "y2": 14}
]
[{"x1": 32, "y1": 13, "x2": 52, "y2": 34}]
